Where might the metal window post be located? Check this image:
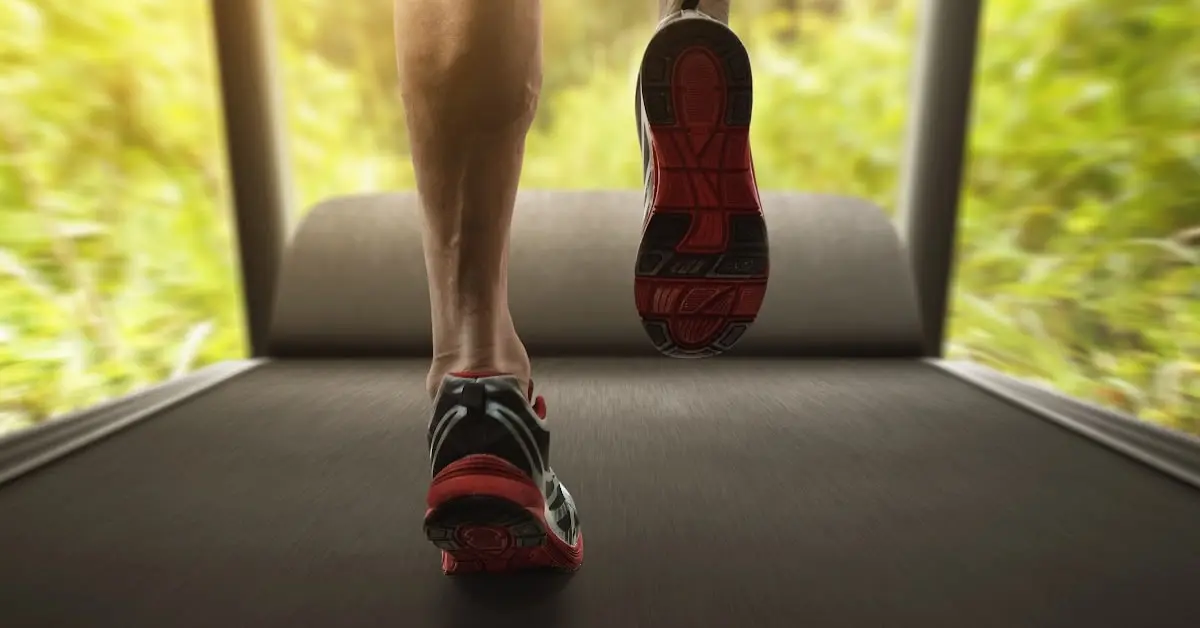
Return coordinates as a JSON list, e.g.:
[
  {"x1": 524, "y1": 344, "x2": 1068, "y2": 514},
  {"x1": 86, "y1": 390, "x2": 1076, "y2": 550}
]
[
  {"x1": 210, "y1": 0, "x2": 293, "y2": 357},
  {"x1": 897, "y1": 0, "x2": 984, "y2": 357}
]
